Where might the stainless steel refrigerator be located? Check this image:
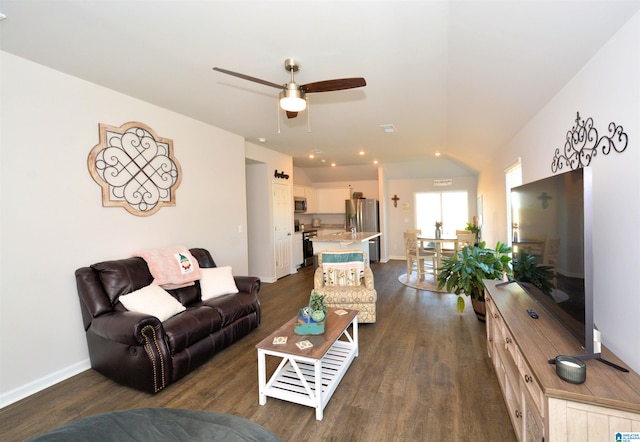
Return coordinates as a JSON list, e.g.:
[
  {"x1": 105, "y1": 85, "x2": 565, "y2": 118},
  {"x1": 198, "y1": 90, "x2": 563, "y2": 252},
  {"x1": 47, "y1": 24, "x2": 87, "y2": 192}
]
[{"x1": 345, "y1": 199, "x2": 380, "y2": 262}]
